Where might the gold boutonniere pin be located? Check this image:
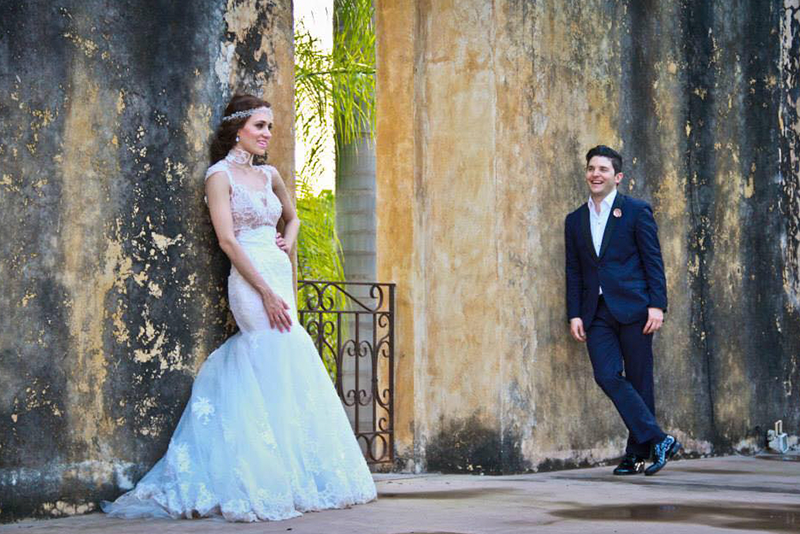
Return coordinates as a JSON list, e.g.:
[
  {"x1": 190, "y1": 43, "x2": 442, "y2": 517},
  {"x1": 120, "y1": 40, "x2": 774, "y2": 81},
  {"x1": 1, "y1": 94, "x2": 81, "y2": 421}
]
[{"x1": 613, "y1": 208, "x2": 622, "y2": 218}]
